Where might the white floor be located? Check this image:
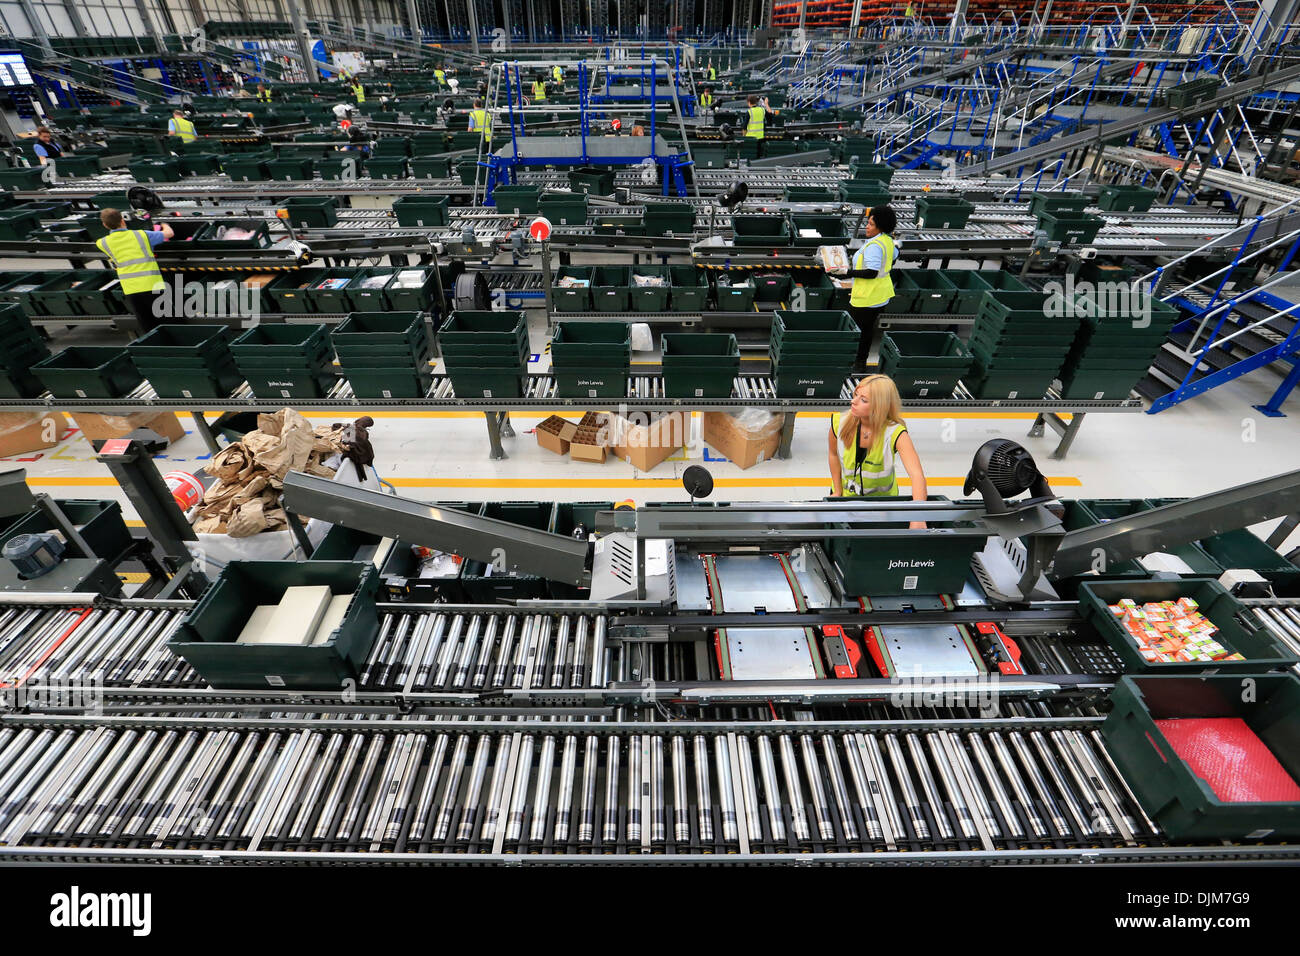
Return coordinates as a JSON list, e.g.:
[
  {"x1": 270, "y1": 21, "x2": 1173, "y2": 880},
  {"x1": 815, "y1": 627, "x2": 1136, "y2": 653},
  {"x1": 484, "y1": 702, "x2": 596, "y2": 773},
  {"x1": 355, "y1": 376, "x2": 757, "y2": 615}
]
[{"x1": 8, "y1": 300, "x2": 1300, "y2": 552}]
